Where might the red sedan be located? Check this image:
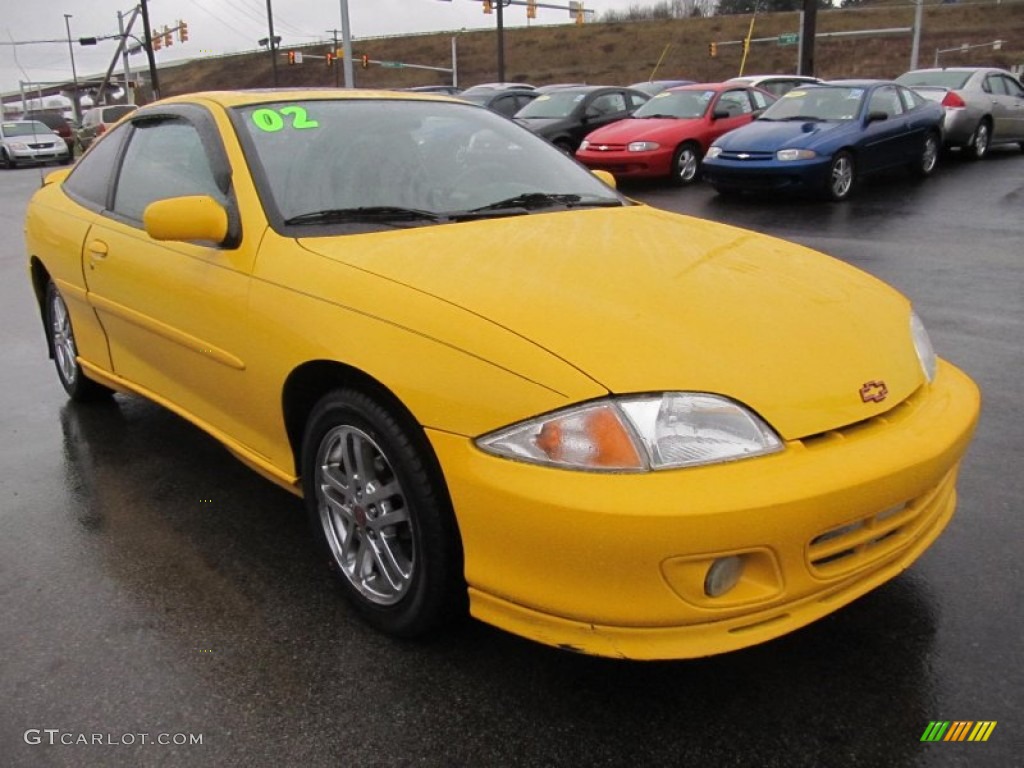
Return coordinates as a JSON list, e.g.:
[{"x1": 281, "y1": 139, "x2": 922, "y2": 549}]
[{"x1": 576, "y1": 83, "x2": 775, "y2": 185}]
